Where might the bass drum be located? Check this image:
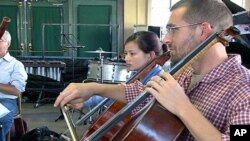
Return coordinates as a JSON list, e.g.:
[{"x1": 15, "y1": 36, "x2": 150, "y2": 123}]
[{"x1": 86, "y1": 60, "x2": 131, "y2": 83}]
